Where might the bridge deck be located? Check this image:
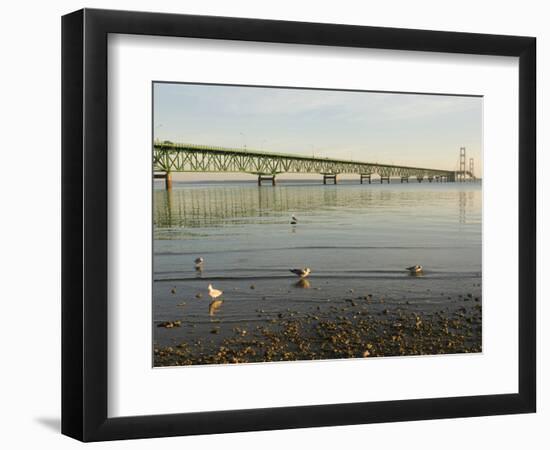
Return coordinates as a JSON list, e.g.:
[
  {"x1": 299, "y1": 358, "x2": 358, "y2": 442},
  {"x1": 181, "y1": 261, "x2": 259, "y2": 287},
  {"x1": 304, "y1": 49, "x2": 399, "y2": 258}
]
[{"x1": 153, "y1": 142, "x2": 456, "y2": 179}]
